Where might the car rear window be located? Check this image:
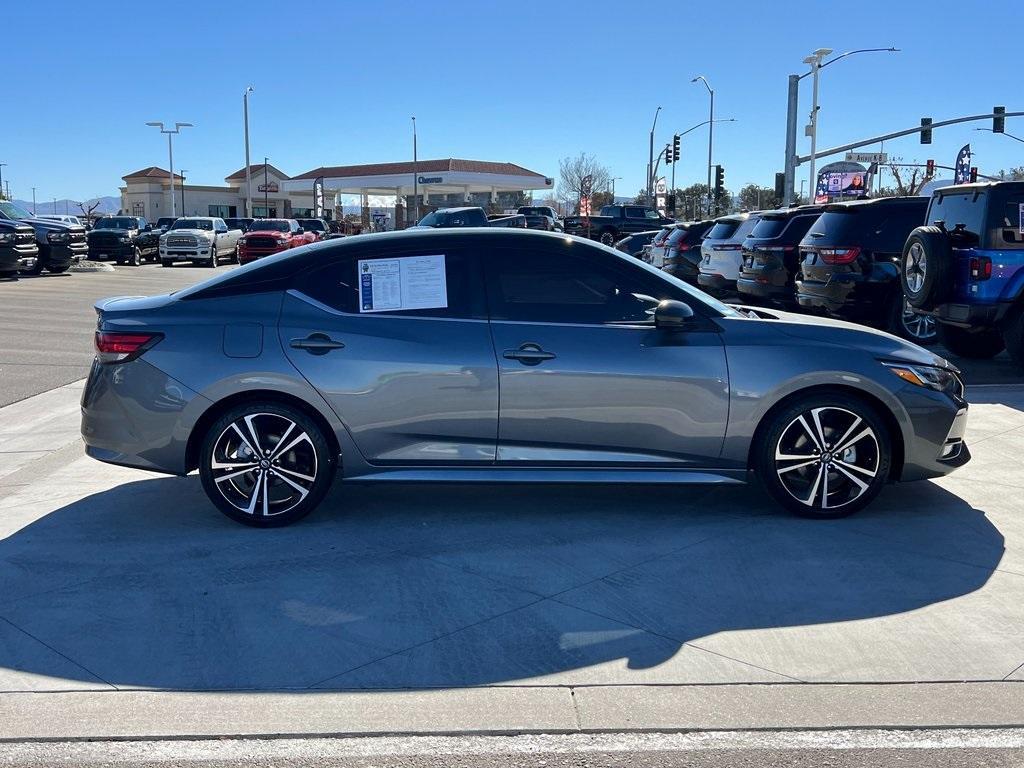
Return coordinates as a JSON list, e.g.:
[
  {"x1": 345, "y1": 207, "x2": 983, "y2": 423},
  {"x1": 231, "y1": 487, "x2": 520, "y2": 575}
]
[
  {"x1": 991, "y1": 193, "x2": 1024, "y2": 249},
  {"x1": 749, "y1": 217, "x2": 789, "y2": 238},
  {"x1": 927, "y1": 192, "x2": 985, "y2": 238},
  {"x1": 705, "y1": 220, "x2": 740, "y2": 240}
]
